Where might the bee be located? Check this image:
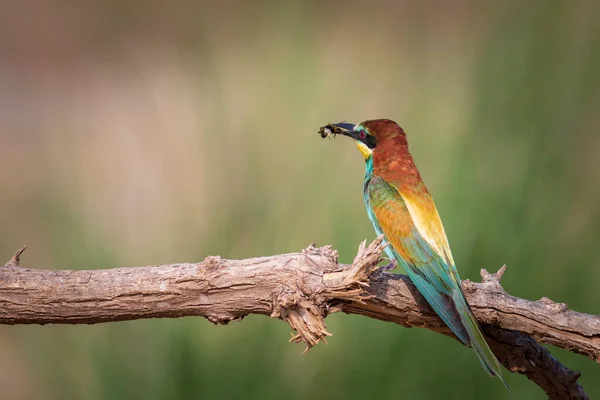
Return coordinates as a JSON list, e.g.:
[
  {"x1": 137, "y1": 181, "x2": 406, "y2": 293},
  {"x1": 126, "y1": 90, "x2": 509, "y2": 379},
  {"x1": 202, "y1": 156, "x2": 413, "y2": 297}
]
[{"x1": 318, "y1": 124, "x2": 338, "y2": 139}]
